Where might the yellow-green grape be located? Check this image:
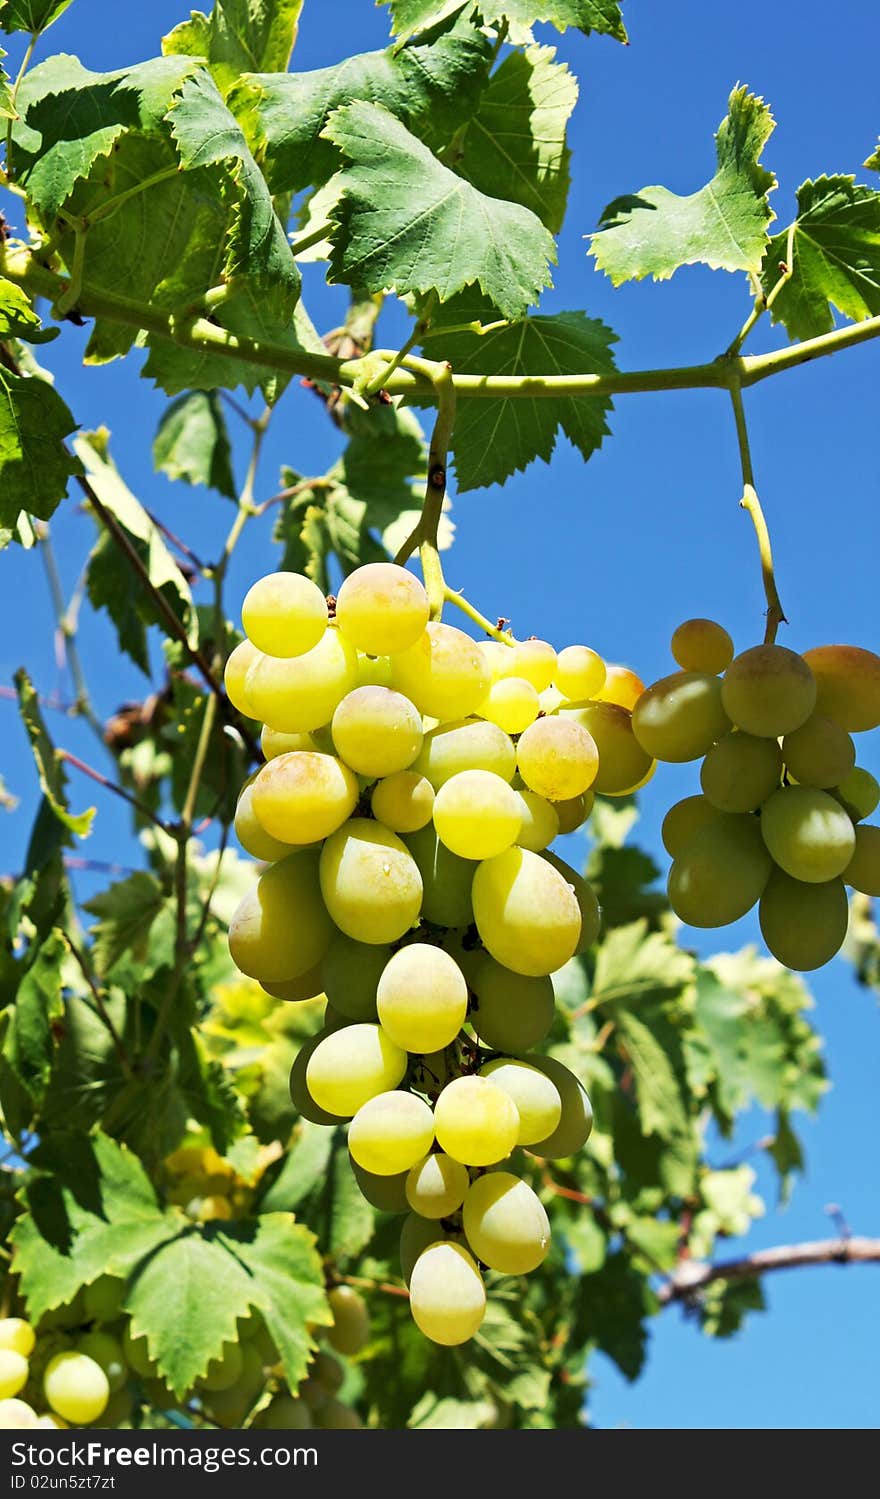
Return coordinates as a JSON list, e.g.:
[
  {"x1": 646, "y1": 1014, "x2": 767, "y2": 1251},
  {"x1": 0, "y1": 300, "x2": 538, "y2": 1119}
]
[
  {"x1": 0, "y1": 1351, "x2": 28, "y2": 1399},
  {"x1": 224, "y1": 638, "x2": 261, "y2": 716},
  {"x1": 500, "y1": 639, "x2": 557, "y2": 692},
  {"x1": 0, "y1": 1320, "x2": 35, "y2": 1358},
  {"x1": 833, "y1": 766, "x2": 880, "y2": 822},
  {"x1": 331, "y1": 686, "x2": 423, "y2": 777},
  {"x1": 472, "y1": 847, "x2": 581, "y2": 977},
  {"x1": 513, "y1": 790, "x2": 559, "y2": 852},
  {"x1": 348, "y1": 1091, "x2": 436, "y2": 1176},
  {"x1": 801, "y1": 645, "x2": 880, "y2": 732},
  {"x1": 261, "y1": 965, "x2": 324, "y2": 1002},
  {"x1": 0, "y1": 1399, "x2": 37, "y2": 1428},
  {"x1": 668, "y1": 814, "x2": 772, "y2": 927},
  {"x1": 559, "y1": 702, "x2": 653, "y2": 795},
  {"x1": 260, "y1": 725, "x2": 316, "y2": 760},
  {"x1": 761, "y1": 786, "x2": 856, "y2": 883},
  {"x1": 202, "y1": 1344, "x2": 265, "y2": 1429},
  {"x1": 403, "y1": 825, "x2": 476, "y2": 927},
  {"x1": 44, "y1": 1351, "x2": 109, "y2": 1424},
  {"x1": 251, "y1": 751, "x2": 359, "y2": 845},
  {"x1": 516, "y1": 716, "x2": 598, "y2": 801},
  {"x1": 469, "y1": 955, "x2": 554, "y2": 1053},
  {"x1": 405, "y1": 1153, "x2": 469, "y2": 1219},
  {"x1": 321, "y1": 935, "x2": 389, "y2": 1022},
  {"x1": 253, "y1": 1395, "x2": 313, "y2": 1430},
  {"x1": 433, "y1": 769, "x2": 522, "y2": 860},
  {"x1": 309, "y1": 1351, "x2": 345, "y2": 1394},
  {"x1": 525, "y1": 1055, "x2": 593, "y2": 1157},
  {"x1": 289, "y1": 1034, "x2": 348, "y2": 1126},
  {"x1": 242, "y1": 571, "x2": 328, "y2": 658},
  {"x1": 34, "y1": 1414, "x2": 68, "y2": 1429},
  {"x1": 478, "y1": 676, "x2": 540, "y2": 734},
  {"x1": 327, "y1": 1285, "x2": 370, "y2": 1357},
  {"x1": 336, "y1": 563, "x2": 429, "y2": 656},
  {"x1": 246, "y1": 627, "x2": 358, "y2": 734},
  {"x1": 77, "y1": 1331, "x2": 127, "y2": 1394},
  {"x1": 376, "y1": 944, "x2": 468, "y2": 1053},
  {"x1": 593, "y1": 664, "x2": 645, "y2": 711},
  {"x1": 433, "y1": 1075, "x2": 520, "y2": 1166},
  {"x1": 721, "y1": 645, "x2": 817, "y2": 738},
  {"x1": 700, "y1": 732, "x2": 783, "y2": 813},
  {"x1": 480, "y1": 1058, "x2": 562, "y2": 1145},
  {"x1": 350, "y1": 1158, "x2": 410, "y2": 1213},
  {"x1": 320, "y1": 819, "x2": 422, "y2": 944},
  {"x1": 314, "y1": 1397, "x2": 363, "y2": 1429},
  {"x1": 305, "y1": 1022, "x2": 406, "y2": 1117},
  {"x1": 671, "y1": 618, "x2": 734, "y2": 674},
  {"x1": 121, "y1": 1325, "x2": 156, "y2": 1379},
  {"x1": 415, "y1": 717, "x2": 516, "y2": 788},
  {"x1": 462, "y1": 1172, "x2": 550, "y2": 1274},
  {"x1": 200, "y1": 1341, "x2": 244, "y2": 1393},
  {"x1": 481, "y1": 639, "x2": 516, "y2": 680},
  {"x1": 399, "y1": 1214, "x2": 446, "y2": 1285},
  {"x1": 409, "y1": 1243, "x2": 486, "y2": 1346},
  {"x1": 540, "y1": 684, "x2": 565, "y2": 714},
  {"x1": 781, "y1": 714, "x2": 856, "y2": 789},
  {"x1": 554, "y1": 645, "x2": 606, "y2": 701},
  {"x1": 371, "y1": 770, "x2": 435, "y2": 833},
  {"x1": 541, "y1": 851, "x2": 601, "y2": 954},
  {"x1": 759, "y1": 870, "x2": 849, "y2": 970},
  {"x1": 632, "y1": 671, "x2": 730, "y2": 763},
  {"x1": 843, "y1": 824, "x2": 880, "y2": 895},
  {"x1": 234, "y1": 780, "x2": 300, "y2": 863},
  {"x1": 229, "y1": 850, "x2": 333, "y2": 982},
  {"x1": 188, "y1": 1195, "x2": 233, "y2": 1223},
  {"x1": 391, "y1": 622, "x2": 490, "y2": 722},
  {"x1": 554, "y1": 791, "x2": 593, "y2": 834},
  {"x1": 661, "y1": 795, "x2": 721, "y2": 858}
]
